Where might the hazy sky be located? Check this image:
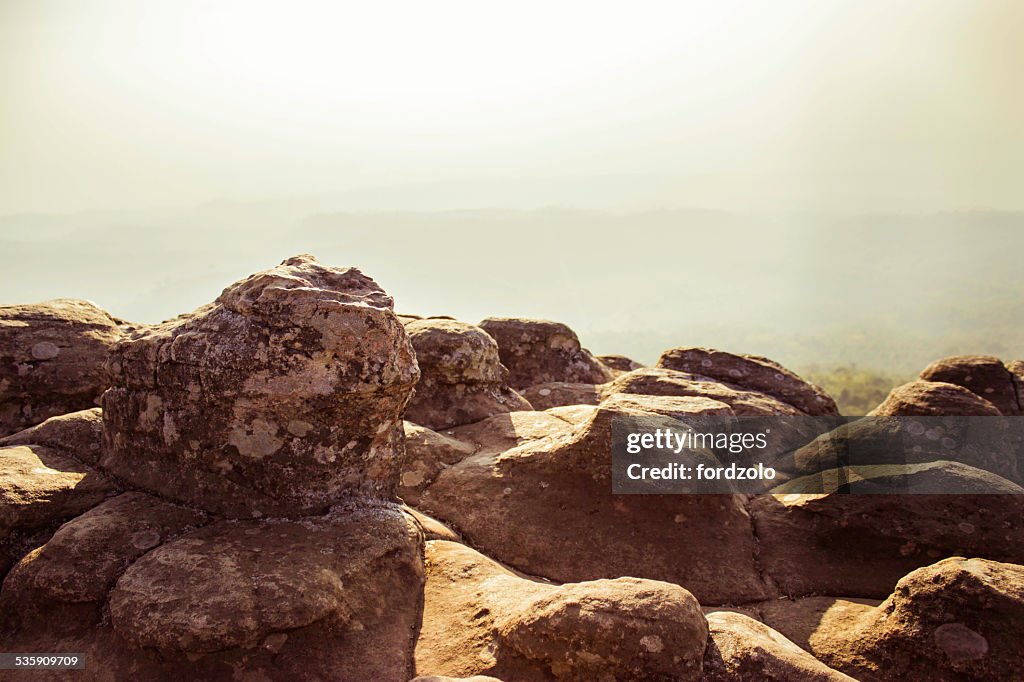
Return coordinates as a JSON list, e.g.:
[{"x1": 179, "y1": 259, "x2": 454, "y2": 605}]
[{"x1": 2, "y1": 0, "x2": 1022, "y2": 215}]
